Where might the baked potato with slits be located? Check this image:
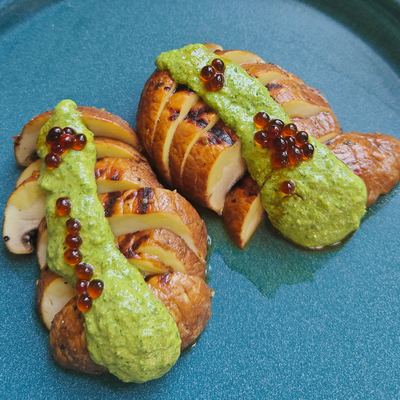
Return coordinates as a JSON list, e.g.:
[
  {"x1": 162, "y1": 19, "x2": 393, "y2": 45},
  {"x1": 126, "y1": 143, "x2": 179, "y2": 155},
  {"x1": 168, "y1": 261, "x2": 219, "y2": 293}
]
[
  {"x1": 137, "y1": 44, "x2": 400, "y2": 248},
  {"x1": 6, "y1": 106, "x2": 213, "y2": 378}
]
